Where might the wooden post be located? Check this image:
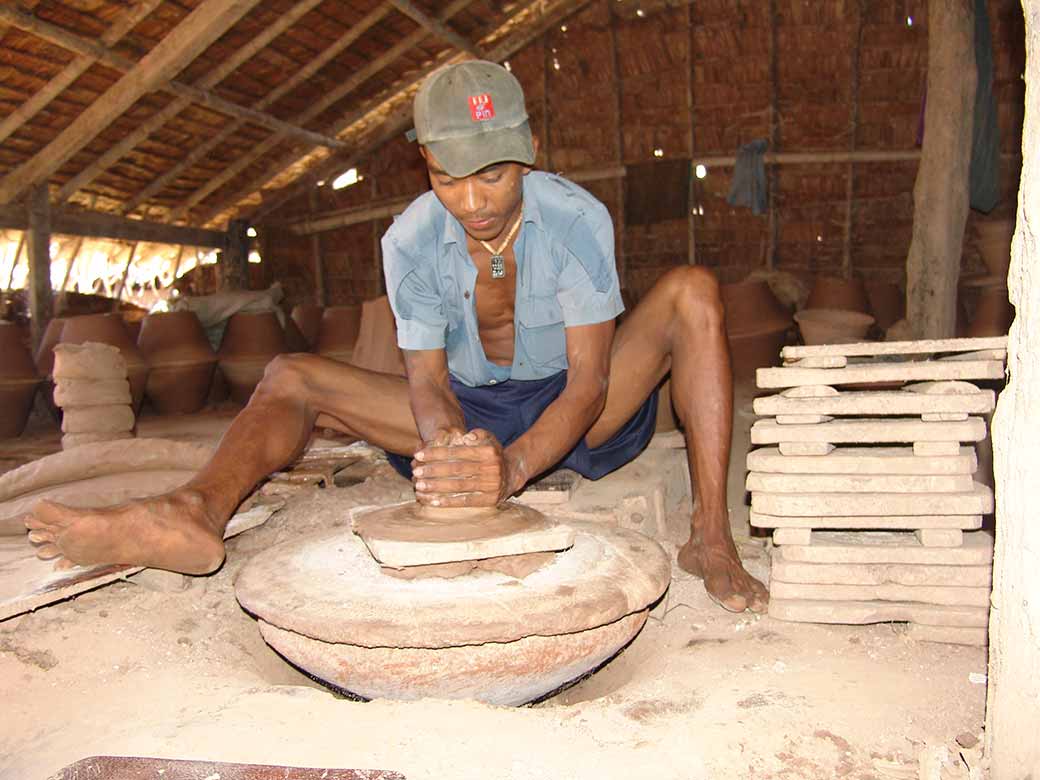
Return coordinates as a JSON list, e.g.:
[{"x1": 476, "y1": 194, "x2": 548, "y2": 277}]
[
  {"x1": 309, "y1": 189, "x2": 327, "y2": 306},
  {"x1": 766, "y1": 0, "x2": 780, "y2": 270},
  {"x1": 26, "y1": 184, "x2": 53, "y2": 352},
  {"x1": 607, "y1": 1, "x2": 627, "y2": 285},
  {"x1": 222, "y1": 219, "x2": 250, "y2": 291},
  {"x1": 6, "y1": 232, "x2": 25, "y2": 288},
  {"x1": 906, "y1": 0, "x2": 976, "y2": 339},
  {"x1": 842, "y1": 1, "x2": 865, "y2": 280},
  {"x1": 686, "y1": 1, "x2": 697, "y2": 266},
  {"x1": 111, "y1": 242, "x2": 138, "y2": 309}
]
